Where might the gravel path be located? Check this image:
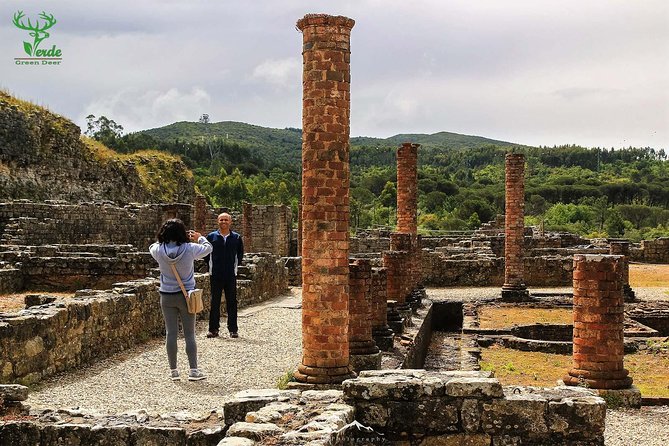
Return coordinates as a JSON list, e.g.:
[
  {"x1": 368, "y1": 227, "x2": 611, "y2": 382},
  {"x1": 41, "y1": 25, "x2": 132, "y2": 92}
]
[
  {"x1": 26, "y1": 286, "x2": 668, "y2": 444},
  {"x1": 27, "y1": 288, "x2": 303, "y2": 417}
]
